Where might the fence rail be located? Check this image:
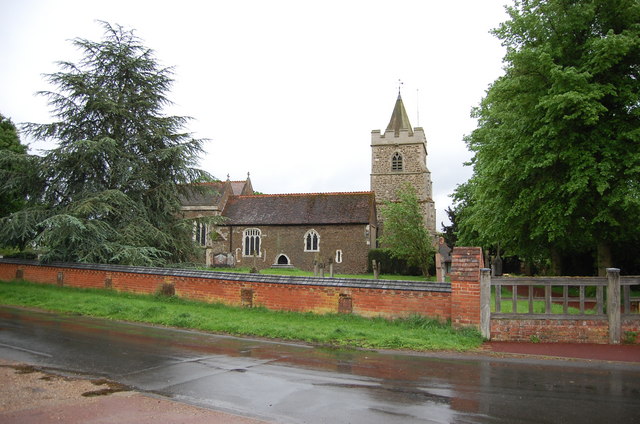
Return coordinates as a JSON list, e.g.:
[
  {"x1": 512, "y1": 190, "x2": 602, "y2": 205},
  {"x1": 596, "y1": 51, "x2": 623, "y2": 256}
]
[
  {"x1": 491, "y1": 275, "x2": 640, "y2": 318},
  {"x1": 494, "y1": 277, "x2": 607, "y2": 319},
  {"x1": 480, "y1": 268, "x2": 640, "y2": 343}
]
